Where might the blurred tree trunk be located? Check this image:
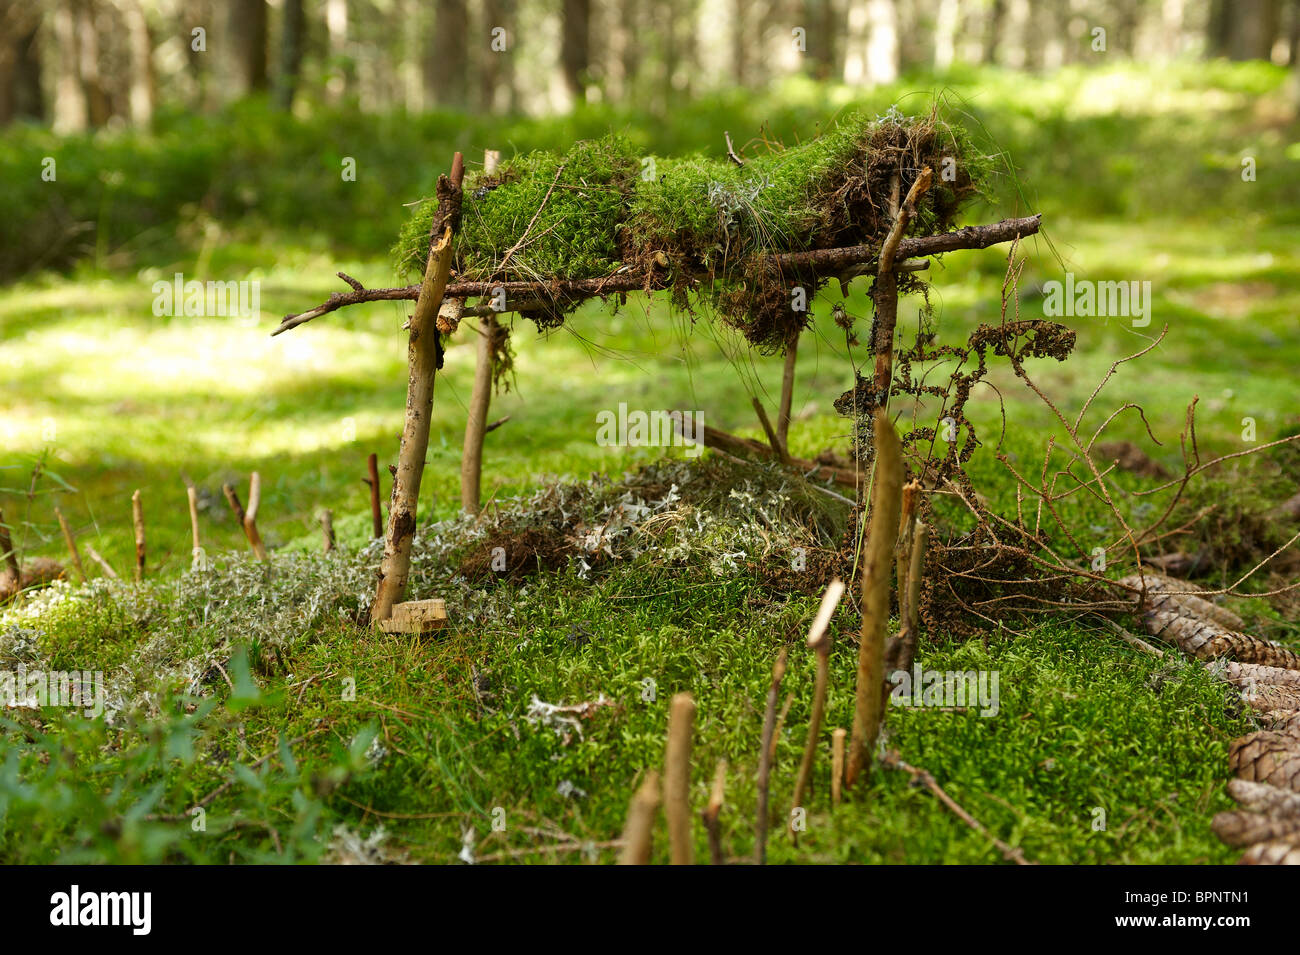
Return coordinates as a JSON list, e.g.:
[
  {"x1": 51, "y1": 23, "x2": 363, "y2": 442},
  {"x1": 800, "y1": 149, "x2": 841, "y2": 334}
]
[
  {"x1": 275, "y1": 0, "x2": 305, "y2": 110},
  {"x1": 324, "y1": 0, "x2": 353, "y2": 102},
  {"x1": 77, "y1": 0, "x2": 112, "y2": 125},
  {"x1": 864, "y1": 0, "x2": 898, "y2": 84},
  {"x1": 732, "y1": 0, "x2": 749, "y2": 86},
  {"x1": 1212, "y1": 0, "x2": 1281, "y2": 59},
  {"x1": 427, "y1": 0, "x2": 468, "y2": 108},
  {"x1": 982, "y1": 0, "x2": 1005, "y2": 64},
  {"x1": 0, "y1": 6, "x2": 44, "y2": 125},
  {"x1": 229, "y1": 0, "x2": 269, "y2": 94},
  {"x1": 52, "y1": 0, "x2": 88, "y2": 131},
  {"x1": 804, "y1": 0, "x2": 838, "y2": 79},
  {"x1": 121, "y1": 0, "x2": 154, "y2": 126},
  {"x1": 621, "y1": 0, "x2": 643, "y2": 99},
  {"x1": 561, "y1": 0, "x2": 590, "y2": 104},
  {"x1": 933, "y1": 0, "x2": 959, "y2": 70}
]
